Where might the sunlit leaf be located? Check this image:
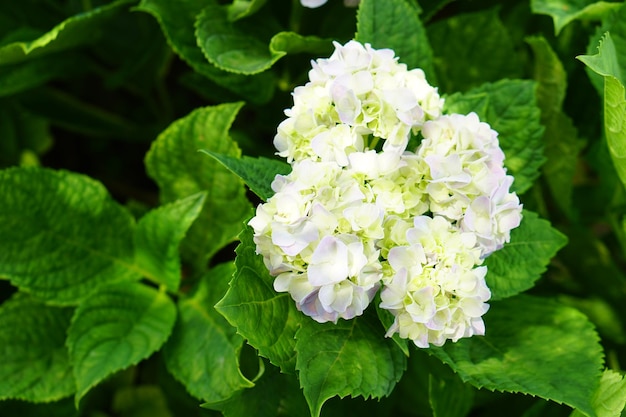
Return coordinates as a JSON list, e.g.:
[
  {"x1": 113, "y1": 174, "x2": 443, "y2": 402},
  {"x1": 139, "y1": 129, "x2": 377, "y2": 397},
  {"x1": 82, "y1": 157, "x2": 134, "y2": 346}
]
[
  {"x1": 0, "y1": 167, "x2": 140, "y2": 305},
  {"x1": 201, "y1": 151, "x2": 290, "y2": 201},
  {"x1": 216, "y1": 226, "x2": 302, "y2": 373},
  {"x1": 579, "y1": 33, "x2": 626, "y2": 192},
  {"x1": 295, "y1": 311, "x2": 407, "y2": 417},
  {"x1": 0, "y1": 294, "x2": 75, "y2": 402},
  {"x1": 430, "y1": 295, "x2": 603, "y2": 417},
  {"x1": 145, "y1": 103, "x2": 252, "y2": 268},
  {"x1": 67, "y1": 282, "x2": 176, "y2": 404},
  {"x1": 134, "y1": 192, "x2": 207, "y2": 292},
  {"x1": 485, "y1": 211, "x2": 568, "y2": 300}
]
